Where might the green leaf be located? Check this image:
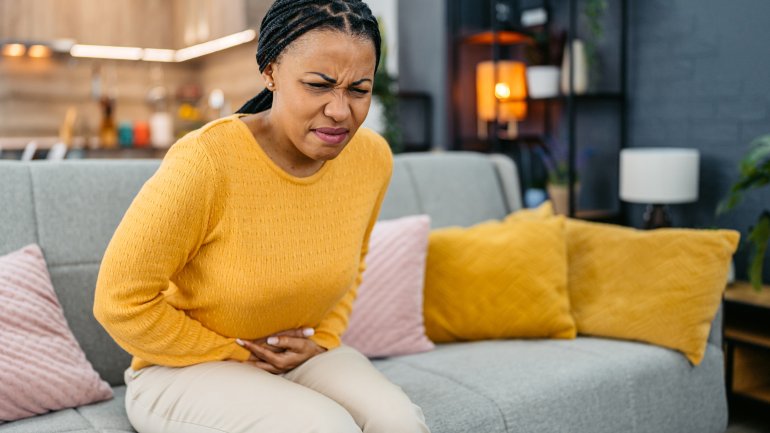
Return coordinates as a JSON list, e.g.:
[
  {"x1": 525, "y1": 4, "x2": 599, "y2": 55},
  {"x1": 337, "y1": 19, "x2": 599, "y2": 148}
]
[
  {"x1": 740, "y1": 134, "x2": 770, "y2": 174},
  {"x1": 716, "y1": 188, "x2": 742, "y2": 215},
  {"x1": 717, "y1": 134, "x2": 770, "y2": 214},
  {"x1": 747, "y1": 212, "x2": 770, "y2": 292}
]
